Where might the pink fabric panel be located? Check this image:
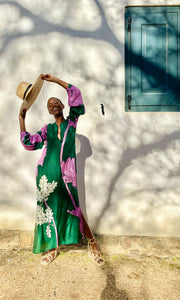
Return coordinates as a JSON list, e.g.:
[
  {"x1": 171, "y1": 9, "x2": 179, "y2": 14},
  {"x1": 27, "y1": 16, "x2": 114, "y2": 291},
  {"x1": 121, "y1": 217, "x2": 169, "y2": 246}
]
[
  {"x1": 67, "y1": 207, "x2": 85, "y2": 239},
  {"x1": 67, "y1": 86, "x2": 83, "y2": 107},
  {"x1": 35, "y1": 167, "x2": 38, "y2": 178},
  {"x1": 37, "y1": 143, "x2": 47, "y2": 166},
  {"x1": 20, "y1": 143, "x2": 35, "y2": 151},
  {"x1": 29, "y1": 133, "x2": 42, "y2": 144},
  {"x1": 59, "y1": 116, "x2": 84, "y2": 238},
  {"x1": 39, "y1": 124, "x2": 48, "y2": 140},
  {"x1": 35, "y1": 142, "x2": 47, "y2": 177},
  {"x1": 29, "y1": 124, "x2": 47, "y2": 143},
  {"x1": 20, "y1": 132, "x2": 27, "y2": 142},
  {"x1": 61, "y1": 157, "x2": 77, "y2": 187},
  {"x1": 68, "y1": 119, "x2": 77, "y2": 128}
]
